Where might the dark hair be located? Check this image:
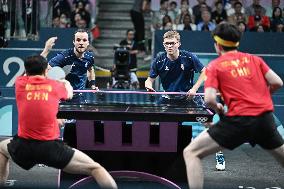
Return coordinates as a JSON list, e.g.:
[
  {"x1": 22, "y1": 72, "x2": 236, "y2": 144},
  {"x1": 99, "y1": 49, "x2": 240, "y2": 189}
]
[
  {"x1": 180, "y1": 0, "x2": 189, "y2": 5},
  {"x1": 212, "y1": 23, "x2": 241, "y2": 51},
  {"x1": 24, "y1": 55, "x2": 48, "y2": 76},
  {"x1": 126, "y1": 29, "x2": 134, "y2": 35},
  {"x1": 215, "y1": 0, "x2": 223, "y2": 7},
  {"x1": 160, "y1": 0, "x2": 168, "y2": 6},
  {"x1": 237, "y1": 21, "x2": 247, "y2": 31},
  {"x1": 170, "y1": 1, "x2": 177, "y2": 6},
  {"x1": 74, "y1": 28, "x2": 89, "y2": 40},
  {"x1": 272, "y1": 7, "x2": 283, "y2": 19},
  {"x1": 234, "y1": 1, "x2": 242, "y2": 7}
]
